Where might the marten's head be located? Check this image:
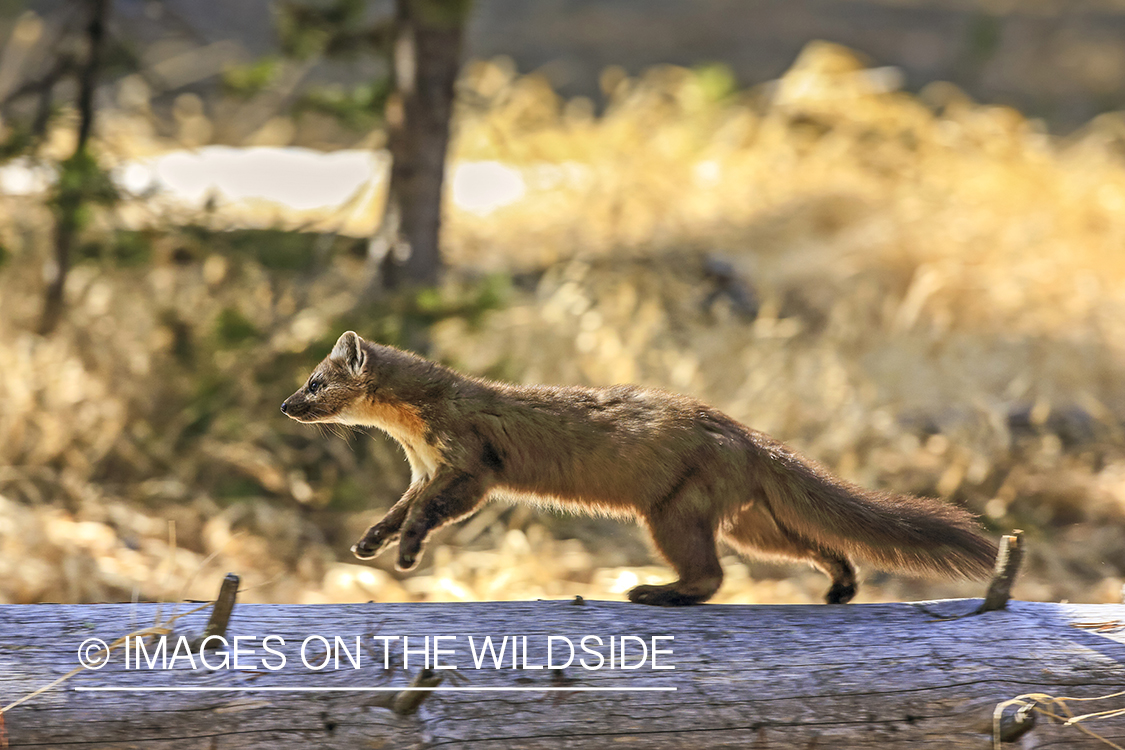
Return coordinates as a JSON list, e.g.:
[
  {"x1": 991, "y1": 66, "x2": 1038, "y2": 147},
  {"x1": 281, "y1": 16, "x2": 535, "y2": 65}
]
[{"x1": 281, "y1": 331, "x2": 371, "y2": 424}]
